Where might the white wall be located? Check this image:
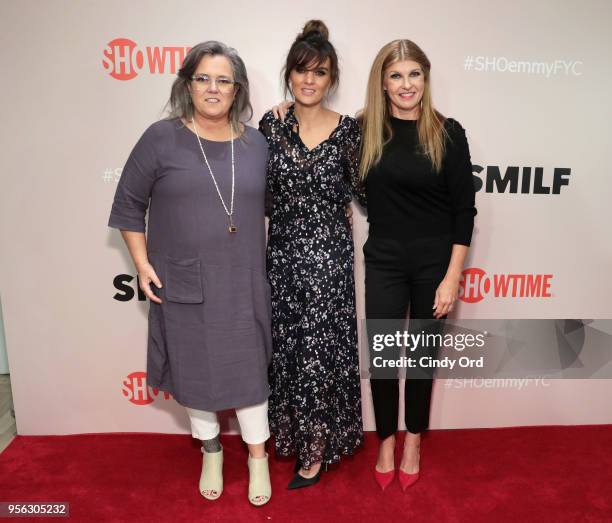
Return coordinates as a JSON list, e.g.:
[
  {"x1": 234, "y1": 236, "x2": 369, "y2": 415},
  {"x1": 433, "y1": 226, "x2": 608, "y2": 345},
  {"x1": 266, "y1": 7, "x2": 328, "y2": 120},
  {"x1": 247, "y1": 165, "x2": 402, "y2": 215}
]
[{"x1": 1, "y1": 0, "x2": 611, "y2": 434}]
